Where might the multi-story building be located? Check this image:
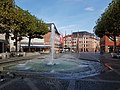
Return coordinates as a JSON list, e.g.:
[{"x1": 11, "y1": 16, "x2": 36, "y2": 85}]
[
  {"x1": 21, "y1": 23, "x2": 61, "y2": 53},
  {"x1": 0, "y1": 23, "x2": 61, "y2": 59},
  {"x1": 44, "y1": 23, "x2": 61, "y2": 53},
  {"x1": 63, "y1": 35, "x2": 72, "y2": 51},
  {"x1": 100, "y1": 36, "x2": 120, "y2": 53},
  {"x1": 64, "y1": 31, "x2": 99, "y2": 52},
  {"x1": 72, "y1": 31, "x2": 99, "y2": 52},
  {"x1": 20, "y1": 37, "x2": 45, "y2": 52}
]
